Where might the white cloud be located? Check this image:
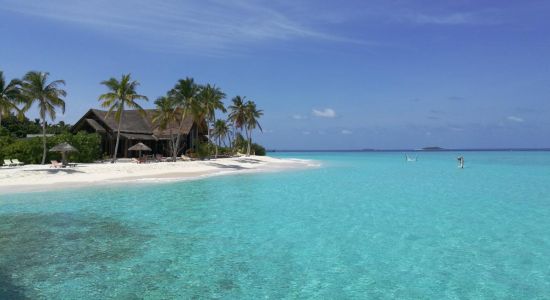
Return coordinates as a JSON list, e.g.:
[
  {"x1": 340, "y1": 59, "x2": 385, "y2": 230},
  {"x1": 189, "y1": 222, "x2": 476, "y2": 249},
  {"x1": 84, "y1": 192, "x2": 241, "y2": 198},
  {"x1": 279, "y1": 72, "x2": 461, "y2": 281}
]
[
  {"x1": 507, "y1": 116, "x2": 524, "y2": 123},
  {"x1": 401, "y1": 11, "x2": 498, "y2": 26},
  {"x1": 292, "y1": 114, "x2": 307, "y2": 120},
  {"x1": 312, "y1": 108, "x2": 336, "y2": 118},
  {"x1": 341, "y1": 129, "x2": 352, "y2": 135},
  {"x1": 0, "y1": 0, "x2": 366, "y2": 55},
  {"x1": 408, "y1": 13, "x2": 475, "y2": 25}
]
